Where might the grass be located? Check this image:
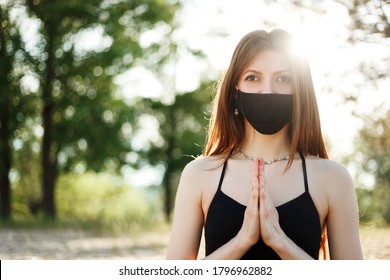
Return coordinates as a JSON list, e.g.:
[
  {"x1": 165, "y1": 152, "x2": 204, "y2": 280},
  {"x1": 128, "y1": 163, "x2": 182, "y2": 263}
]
[{"x1": 0, "y1": 216, "x2": 170, "y2": 237}]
